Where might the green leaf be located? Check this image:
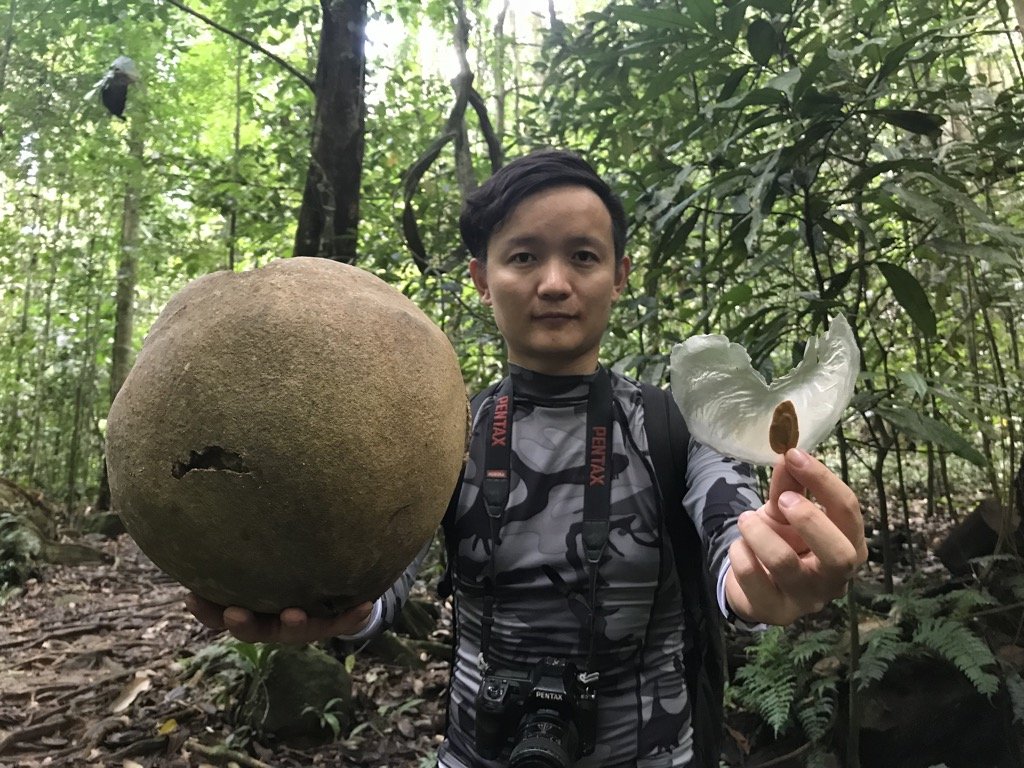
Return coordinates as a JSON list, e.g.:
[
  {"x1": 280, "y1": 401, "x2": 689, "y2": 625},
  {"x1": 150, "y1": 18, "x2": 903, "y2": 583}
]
[
  {"x1": 897, "y1": 370, "x2": 928, "y2": 398},
  {"x1": 750, "y1": 0, "x2": 792, "y2": 13},
  {"x1": 874, "y1": 406, "x2": 986, "y2": 467},
  {"x1": 764, "y1": 67, "x2": 802, "y2": 98},
  {"x1": 847, "y1": 159, "x2": 935, "y2": 190},
  {"x1": 688, "y1": 0, "x2": 719, "y2": 34},
  {"x1": 871, "y1": 32, "x2": 933, "y2": 89},
  {"x1": 877, "y1": 261, "x2": 937, "y2": 338},
  {"x1": 747, "y1": 19, "x2": 779, "y2": 65},
  {"x1": 322, "y1": 712, "x2": 341, "y2": 737},
  {"x1": 717, "y1": 66, "x2": 752, "y2": 102},
  {"x1": 875, "y1": 109, "x2": 945, "y2": 136},
  {"x1": 610, "y1": 7, "x2": 691, "y2": 29},
  {"x1": 722, "y1": 283, "x2": 754, "y2": 306}
]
